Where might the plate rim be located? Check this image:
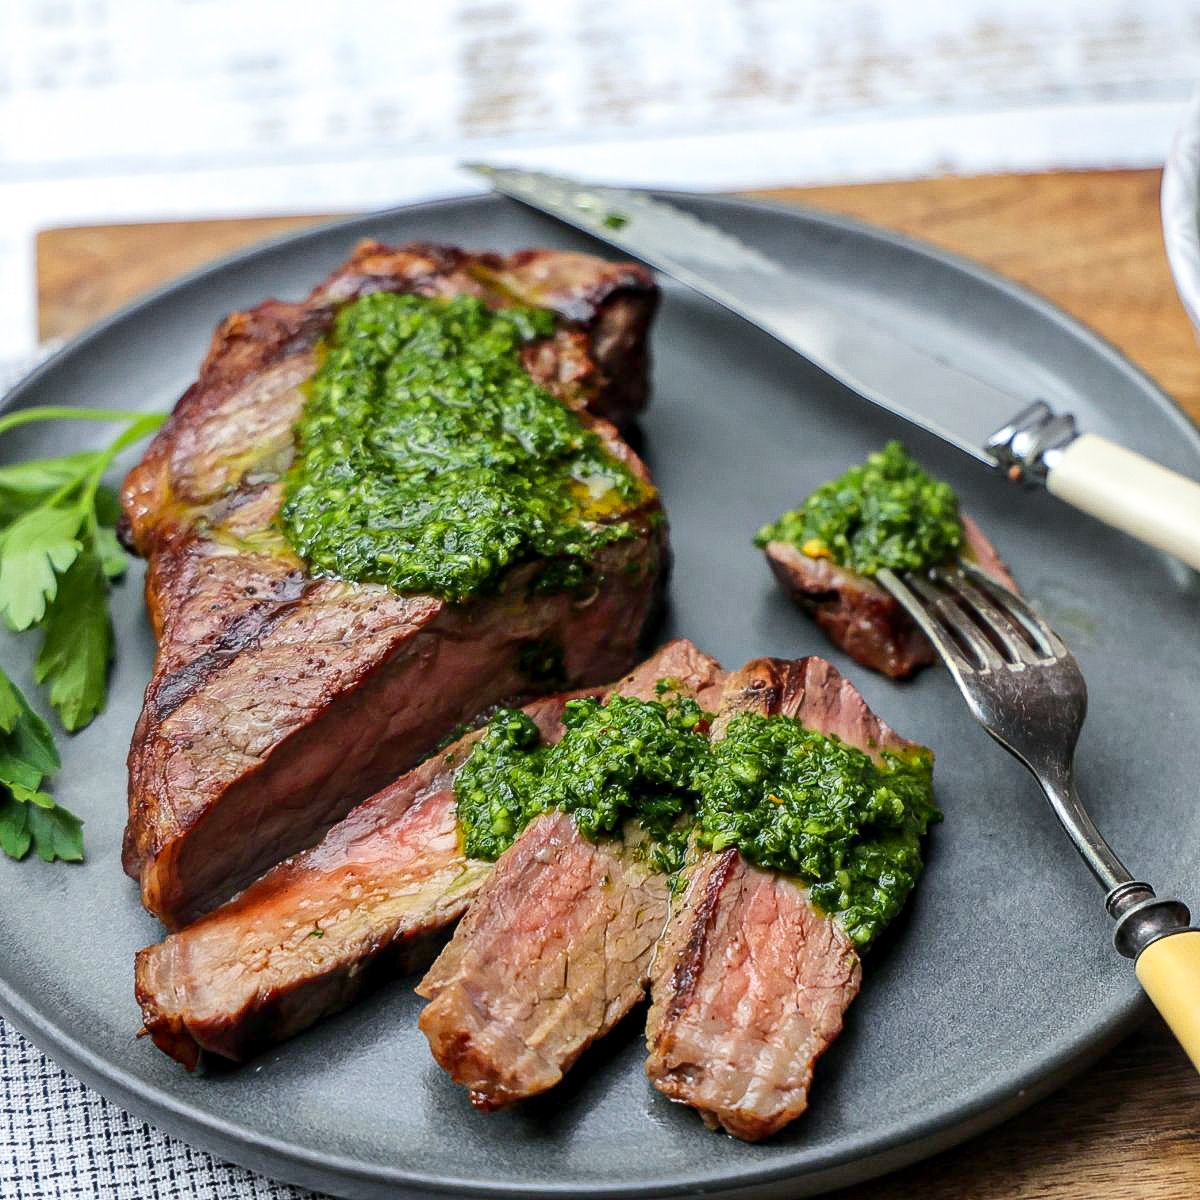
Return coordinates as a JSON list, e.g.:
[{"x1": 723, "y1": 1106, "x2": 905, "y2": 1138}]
[{"x1": 0, "y1": 187, "x2": 1191, "y2": 1199}]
